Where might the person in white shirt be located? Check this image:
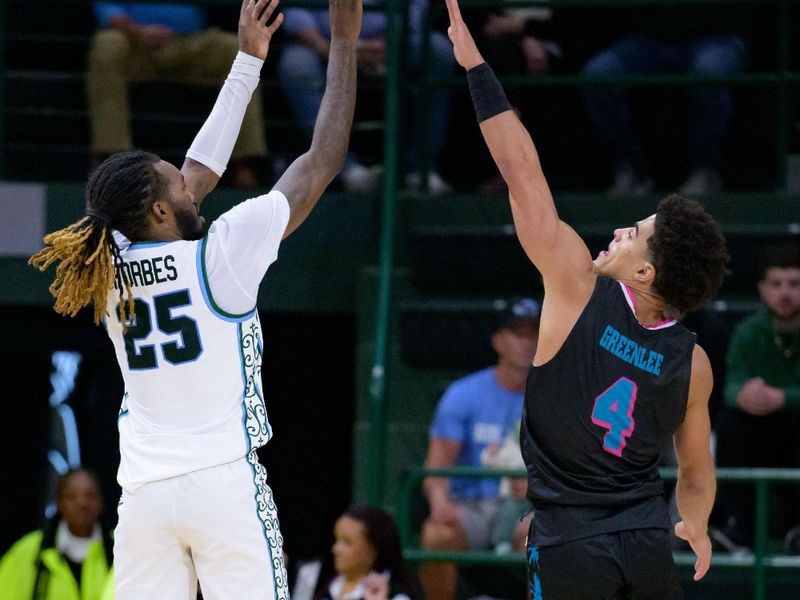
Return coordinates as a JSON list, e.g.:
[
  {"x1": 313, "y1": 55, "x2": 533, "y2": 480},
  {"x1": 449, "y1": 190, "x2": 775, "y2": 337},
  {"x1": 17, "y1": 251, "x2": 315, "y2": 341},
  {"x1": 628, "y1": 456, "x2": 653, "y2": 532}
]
[{"x1": 29, "y1": 0, "x2": 364, "y2": 598}]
